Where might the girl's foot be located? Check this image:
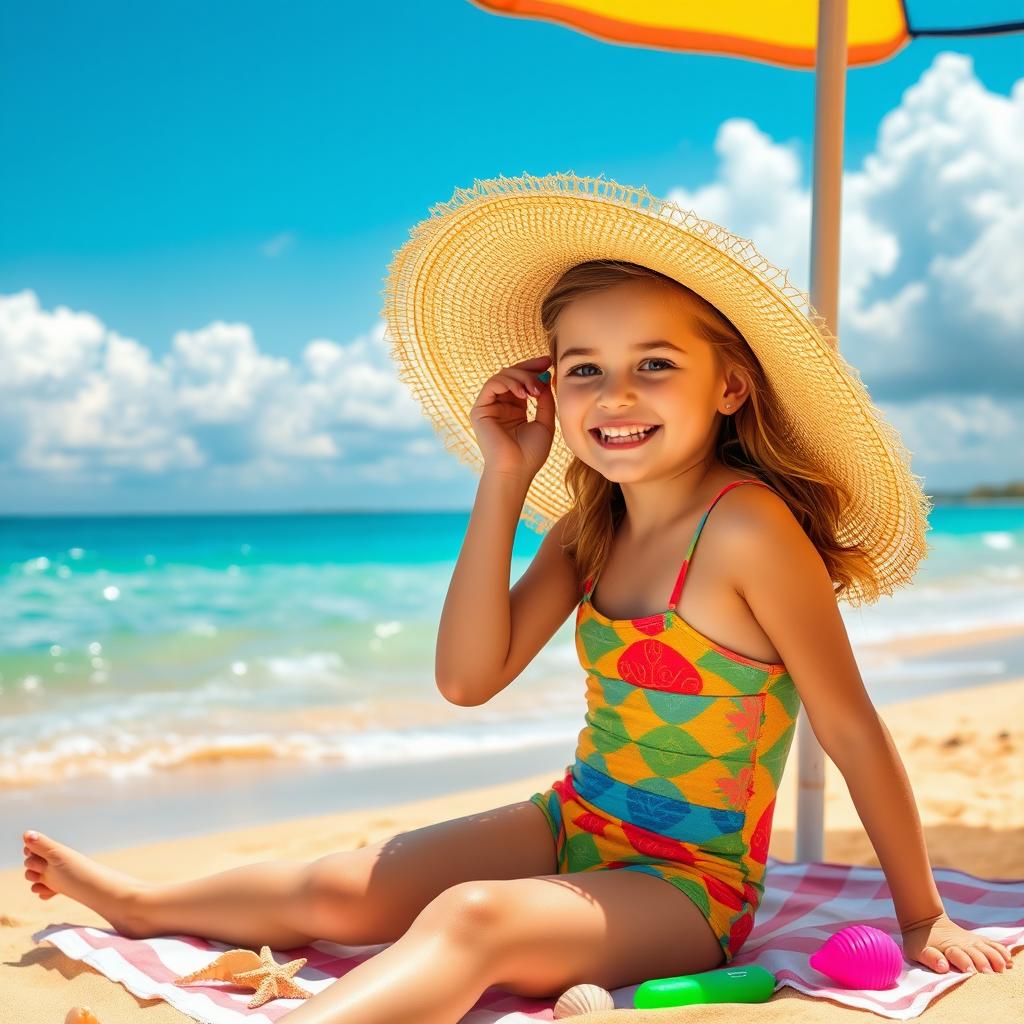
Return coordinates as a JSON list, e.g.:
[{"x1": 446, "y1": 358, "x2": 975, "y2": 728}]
[{"x1": 23, "y1": 830, "x2": 152, "y2": 936}]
